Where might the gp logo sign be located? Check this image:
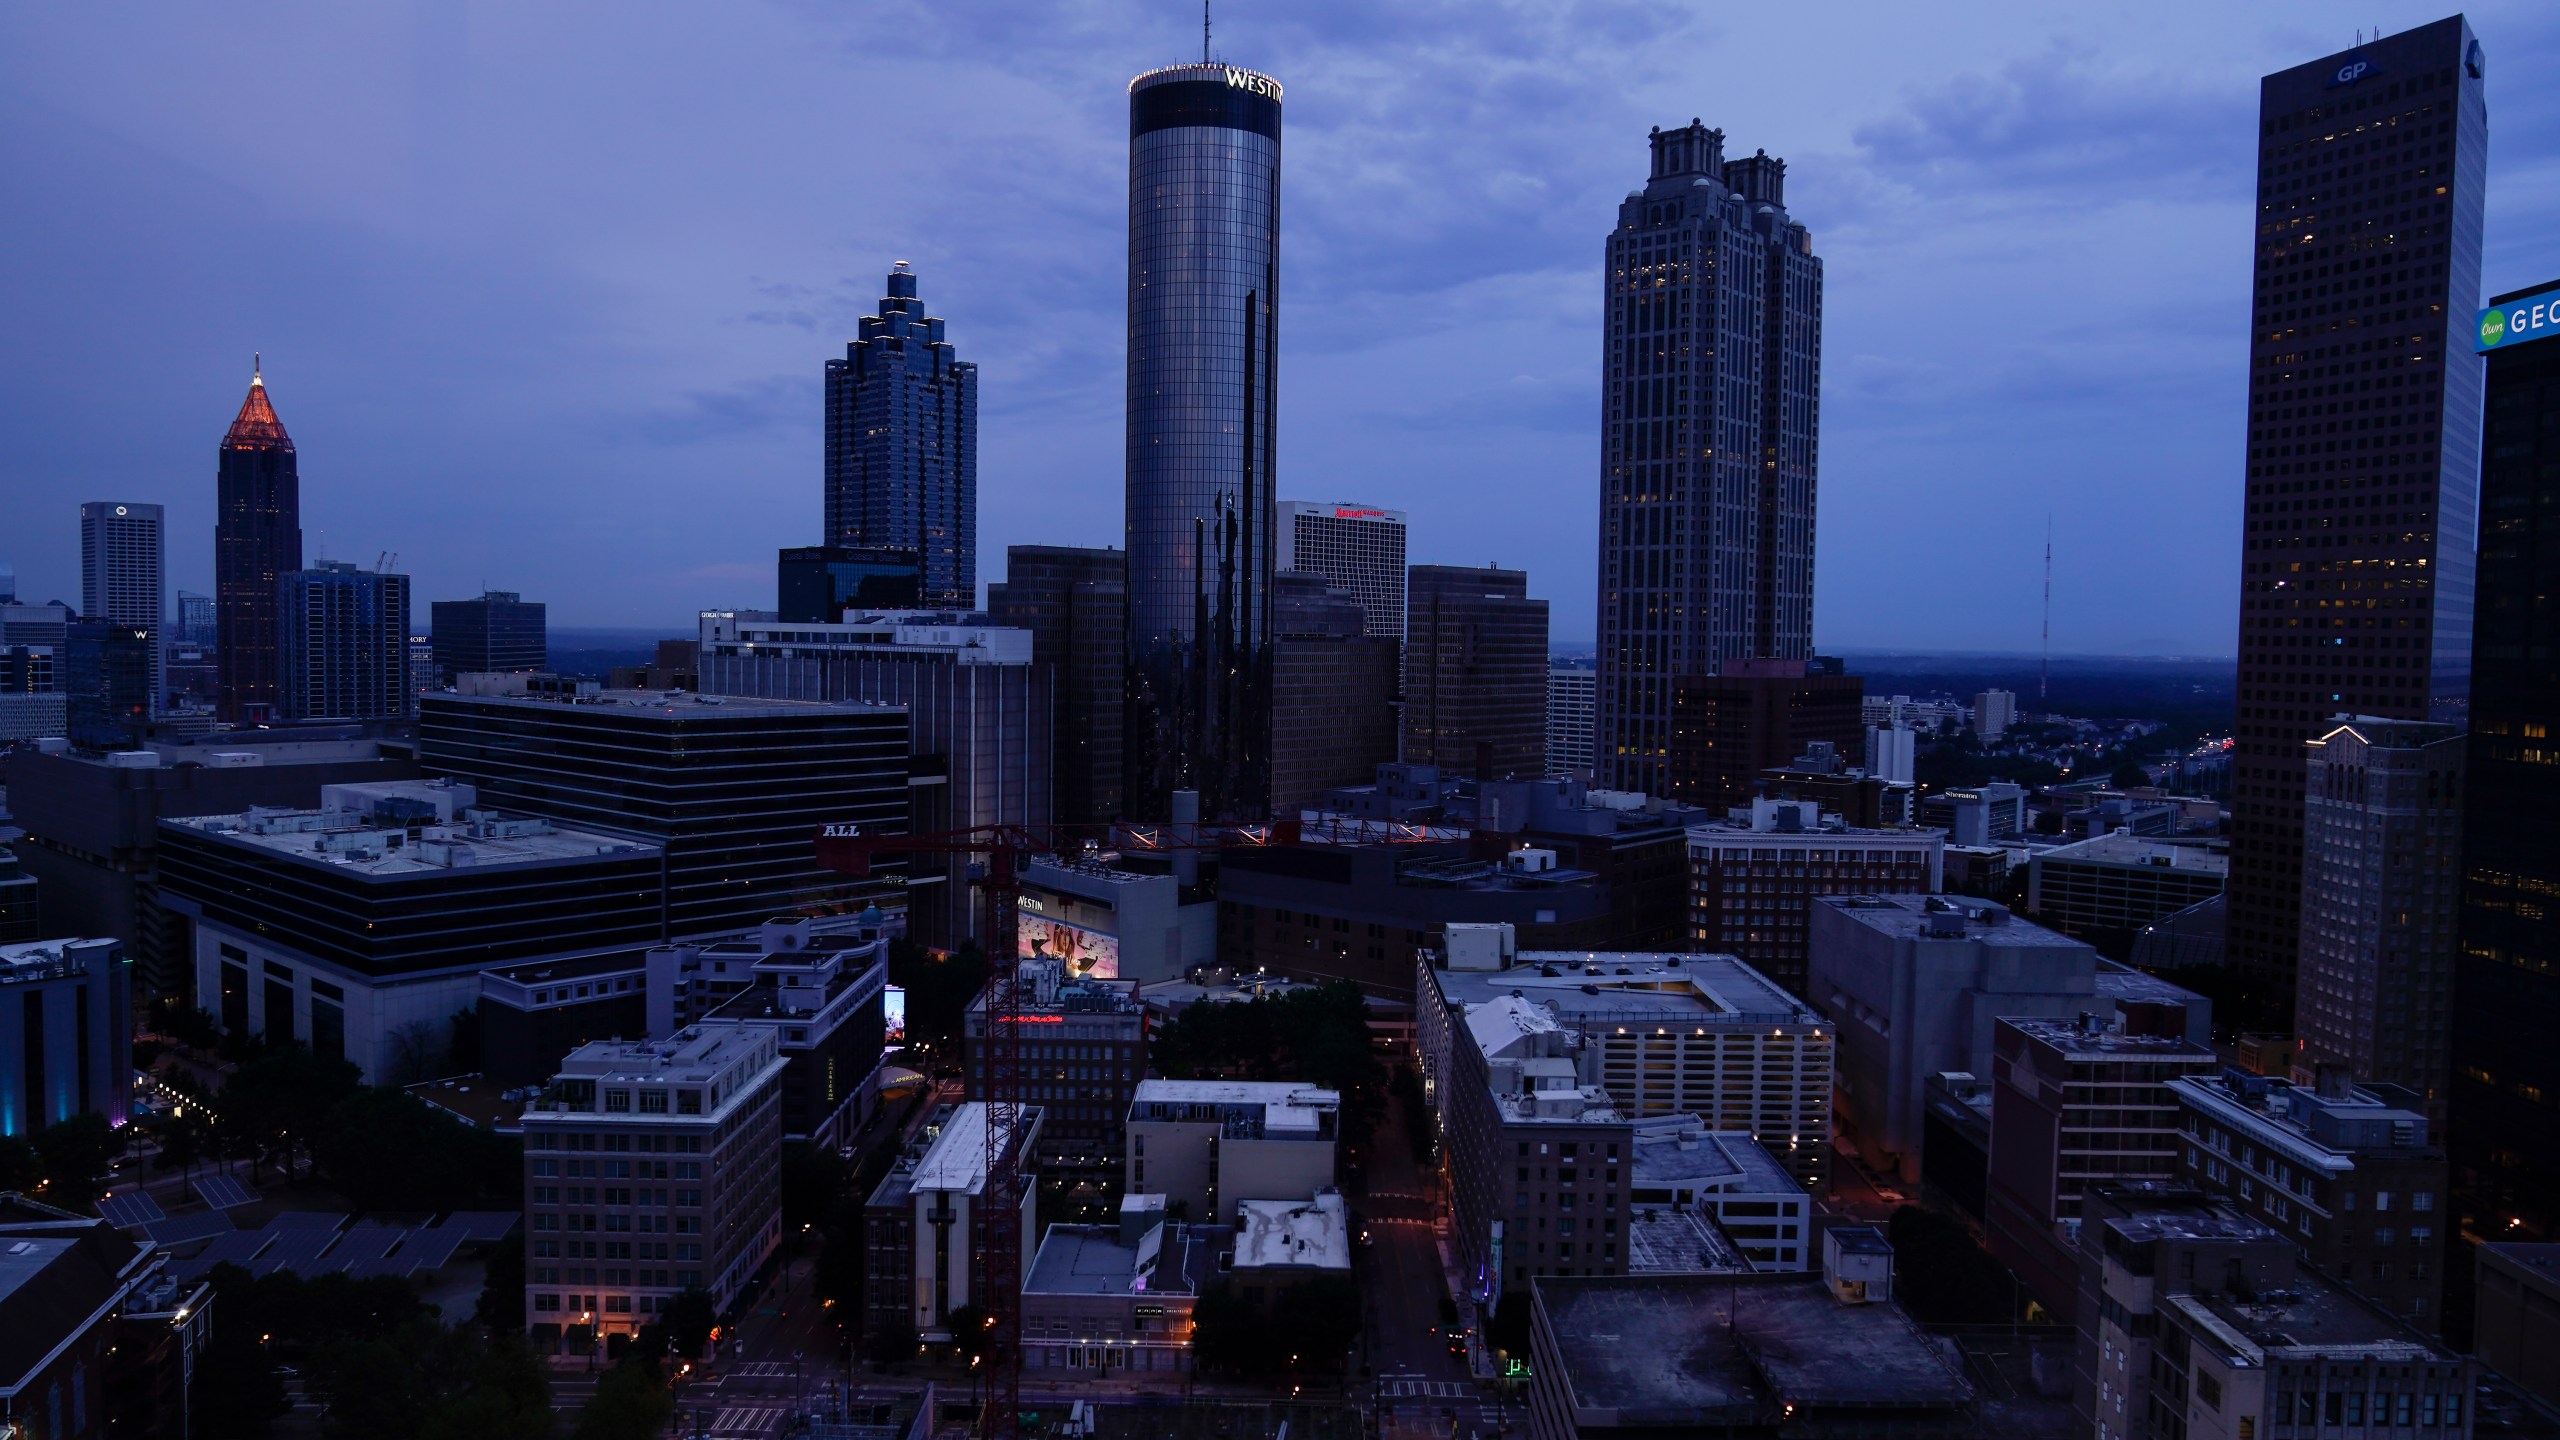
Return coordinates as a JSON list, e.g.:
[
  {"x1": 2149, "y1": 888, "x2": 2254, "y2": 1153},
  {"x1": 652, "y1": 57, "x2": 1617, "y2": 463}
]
[
  {"x1": 2328, "y1": 52, "x2": 2380, "y2": 87},
  {"x1": 2479, "y1": 295, "x2": 2560, "y2": 353}
]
